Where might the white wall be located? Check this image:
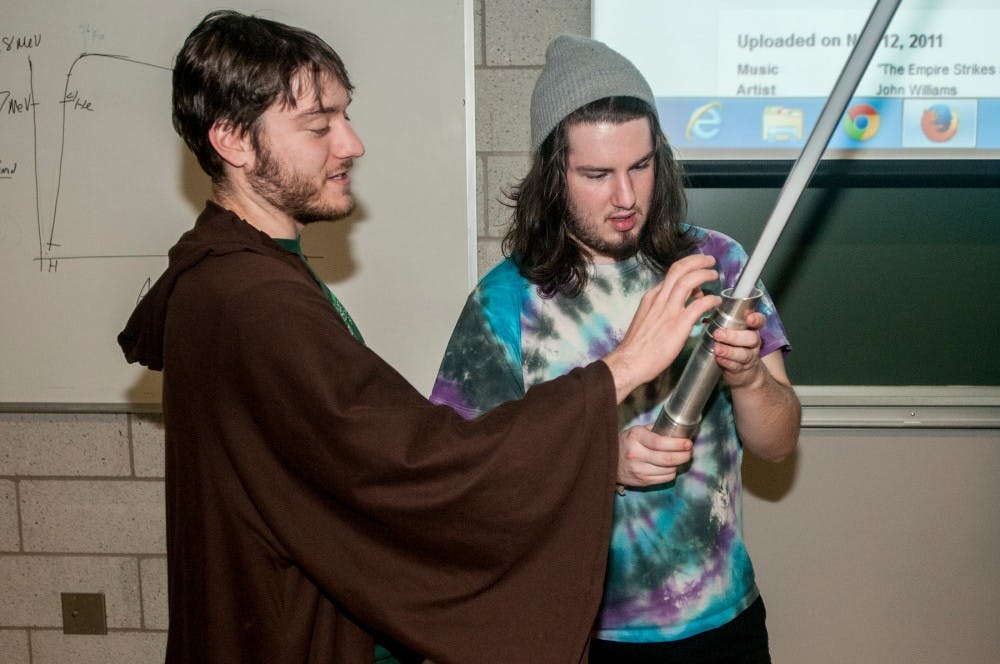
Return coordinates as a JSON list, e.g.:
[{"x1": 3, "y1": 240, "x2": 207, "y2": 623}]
[{"x1": 745, "y1": 428, "x2": 1000, "y2": 663}]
